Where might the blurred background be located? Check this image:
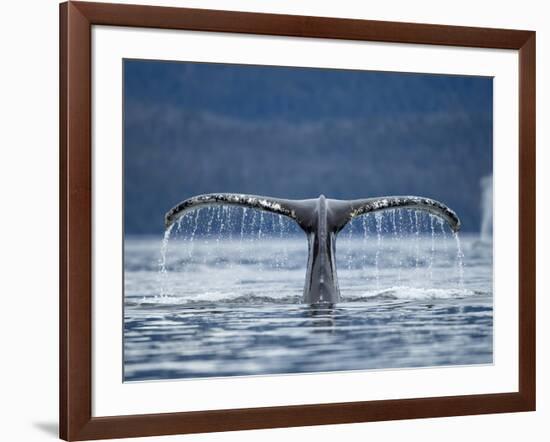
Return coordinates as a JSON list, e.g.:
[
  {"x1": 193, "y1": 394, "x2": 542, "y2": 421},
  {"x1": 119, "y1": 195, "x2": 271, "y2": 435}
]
[{"x1": 124, "y1": 59, "x2": 492, "y2": 235}]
